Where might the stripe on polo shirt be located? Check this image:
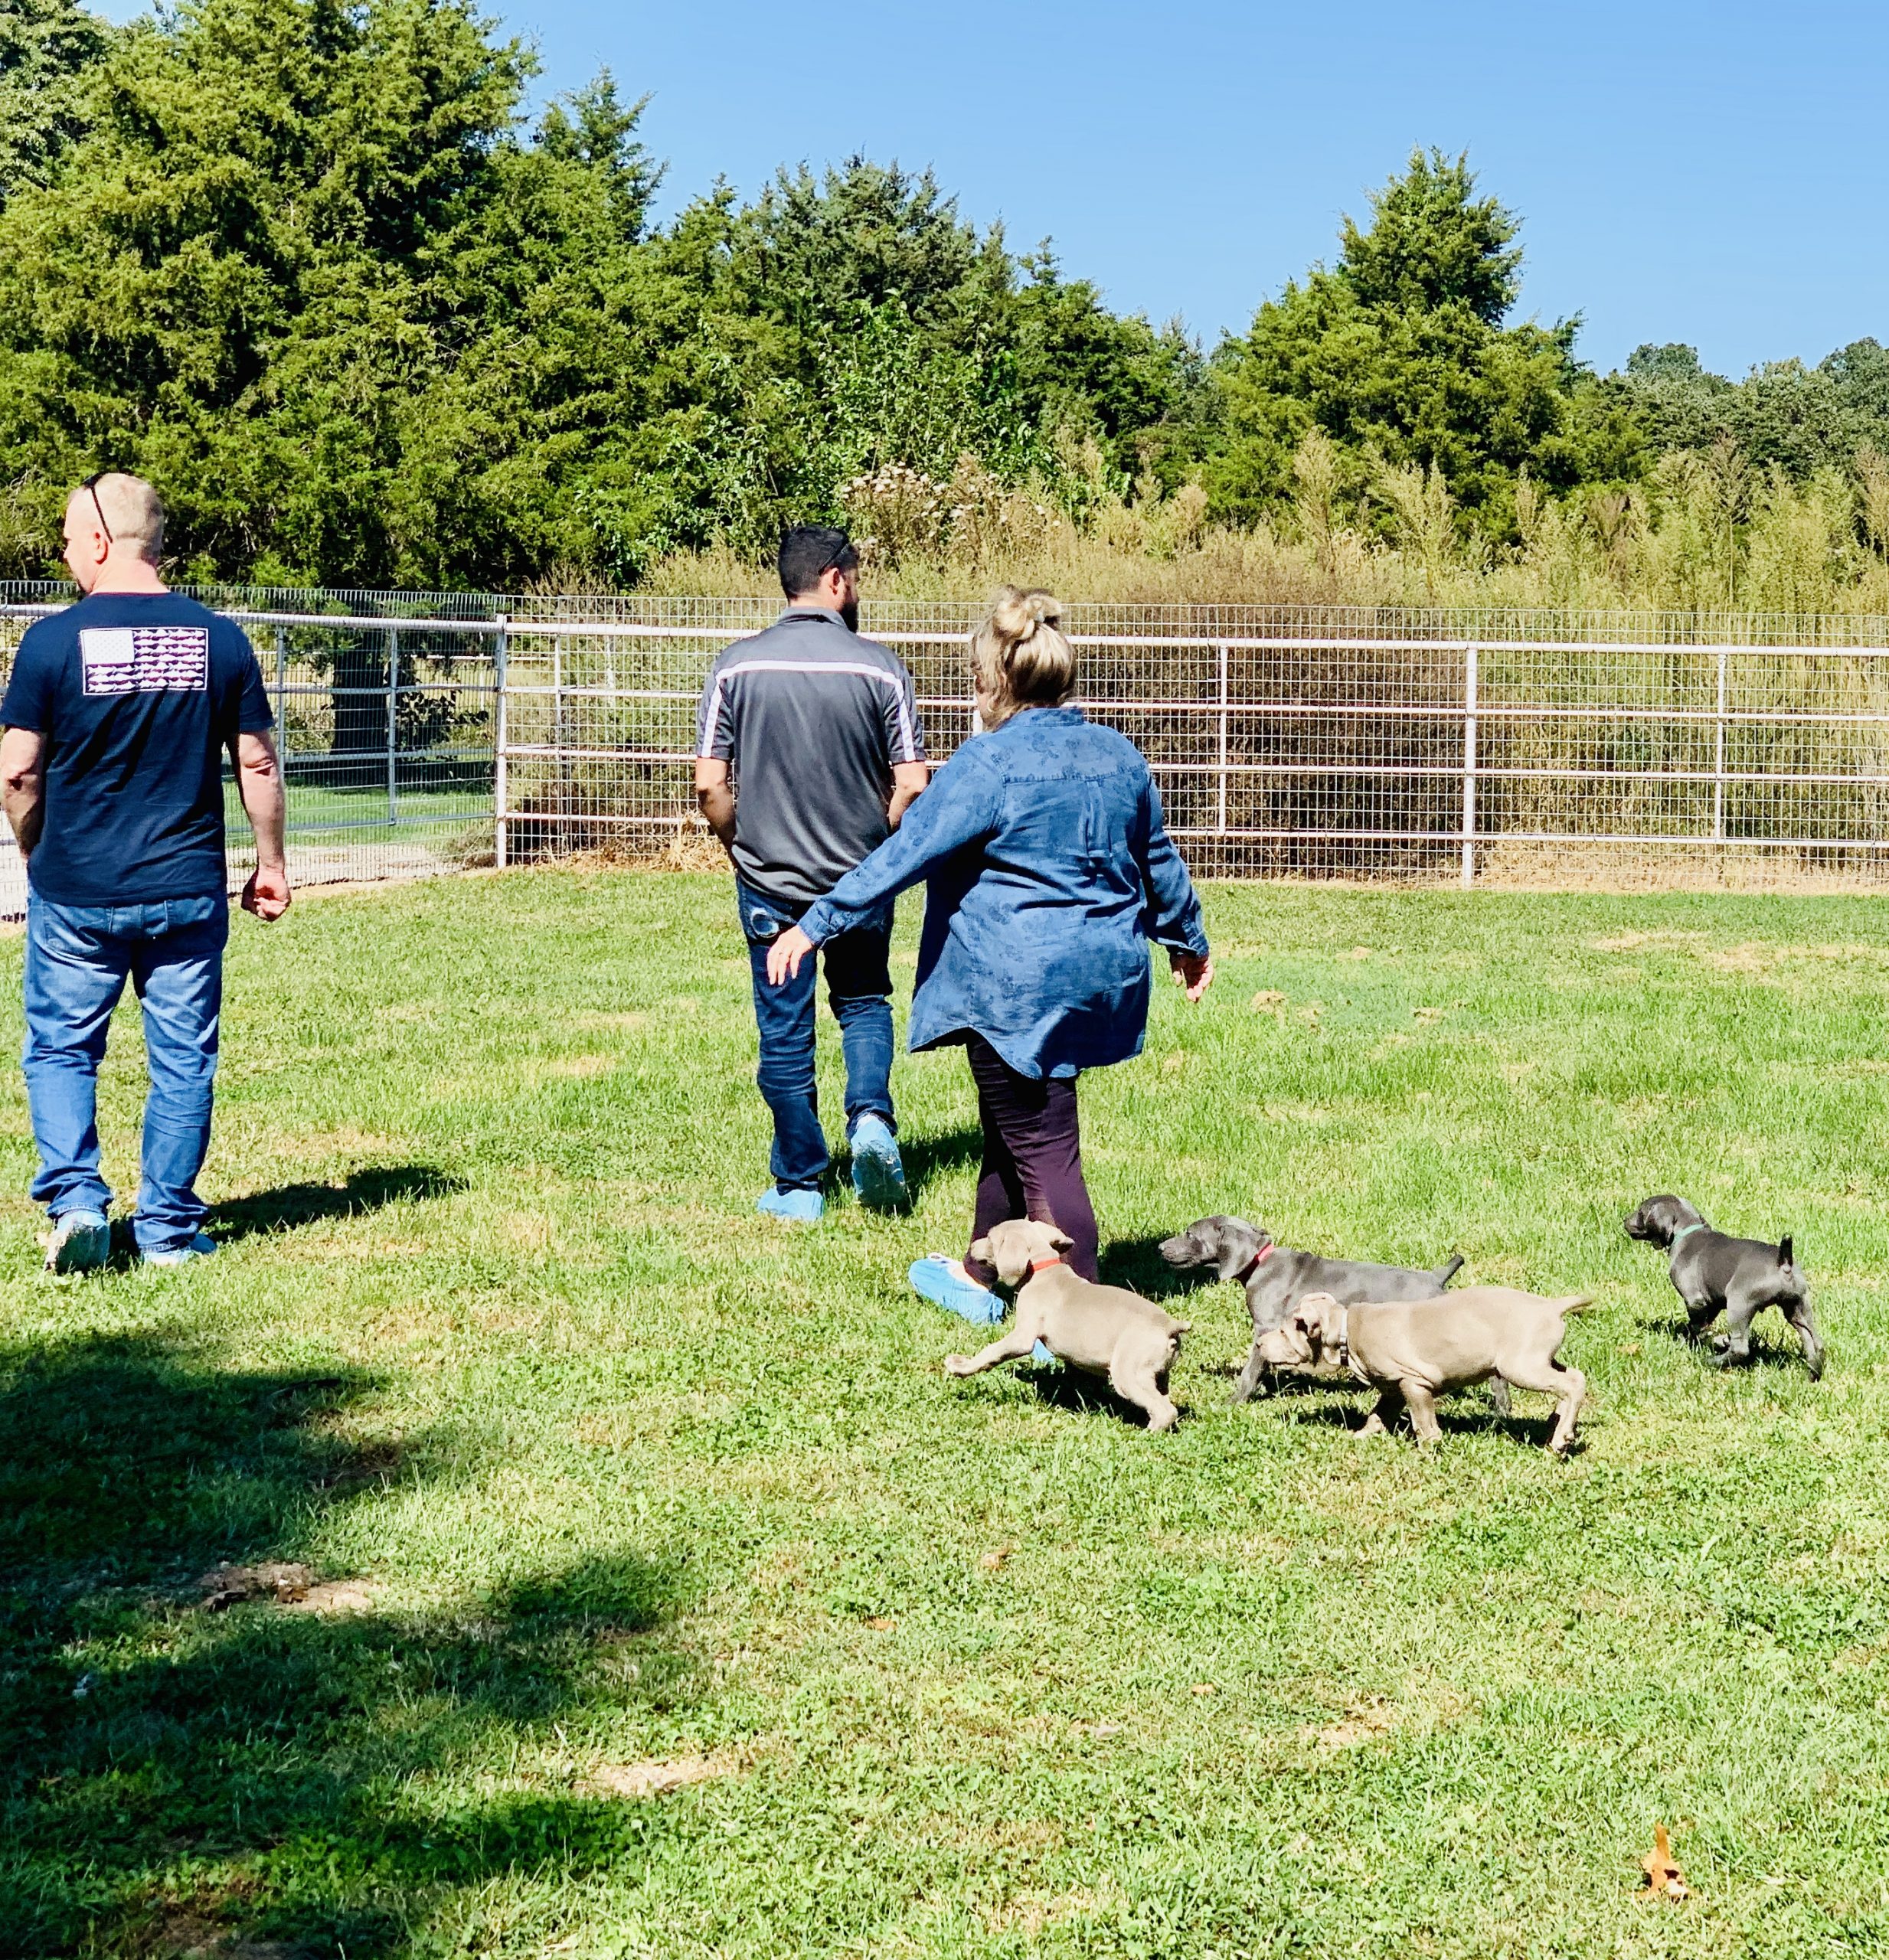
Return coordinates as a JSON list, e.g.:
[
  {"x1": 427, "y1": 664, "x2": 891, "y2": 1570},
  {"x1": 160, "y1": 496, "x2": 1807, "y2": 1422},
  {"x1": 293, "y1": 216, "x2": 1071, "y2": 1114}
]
[{"x1": 698, "y1": 658, "x2": 920, "y2": 763}]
